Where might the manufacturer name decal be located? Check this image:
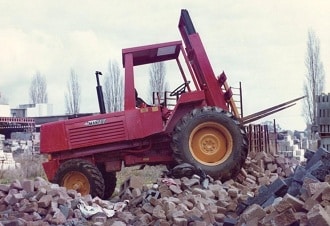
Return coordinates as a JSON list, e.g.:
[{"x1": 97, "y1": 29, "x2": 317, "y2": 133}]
[{"x1": 84, "y1": 119, "x2": 106, "y2": 126}]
